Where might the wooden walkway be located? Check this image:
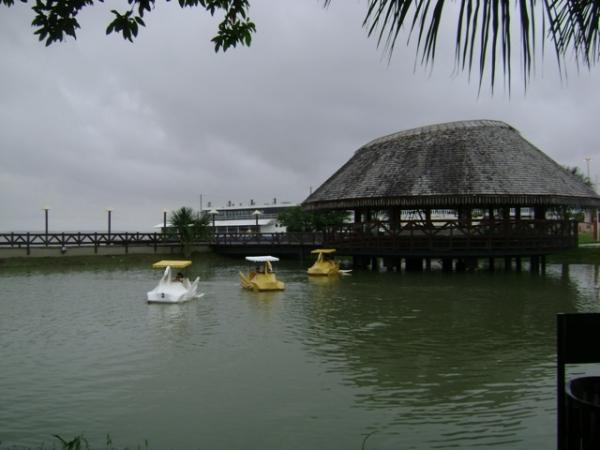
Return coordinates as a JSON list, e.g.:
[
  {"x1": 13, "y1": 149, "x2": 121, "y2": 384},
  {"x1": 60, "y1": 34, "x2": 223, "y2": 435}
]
[{"x1": 1, "y1": 219, "x2": 578, "y2": 258}]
